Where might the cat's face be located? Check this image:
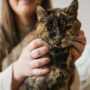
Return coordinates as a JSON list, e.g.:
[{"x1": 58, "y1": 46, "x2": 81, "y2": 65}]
[{"x1": 36, "y1": 0, "x2": 81, "y2": 48}]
